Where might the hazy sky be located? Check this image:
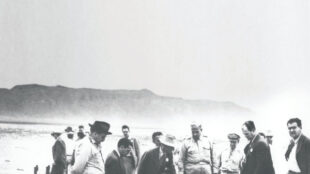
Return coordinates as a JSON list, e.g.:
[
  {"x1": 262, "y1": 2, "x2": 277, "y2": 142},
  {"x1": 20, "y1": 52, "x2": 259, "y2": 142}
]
[{"x1": 1, "y1": 0, "x2": 310, "y2": 111}]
